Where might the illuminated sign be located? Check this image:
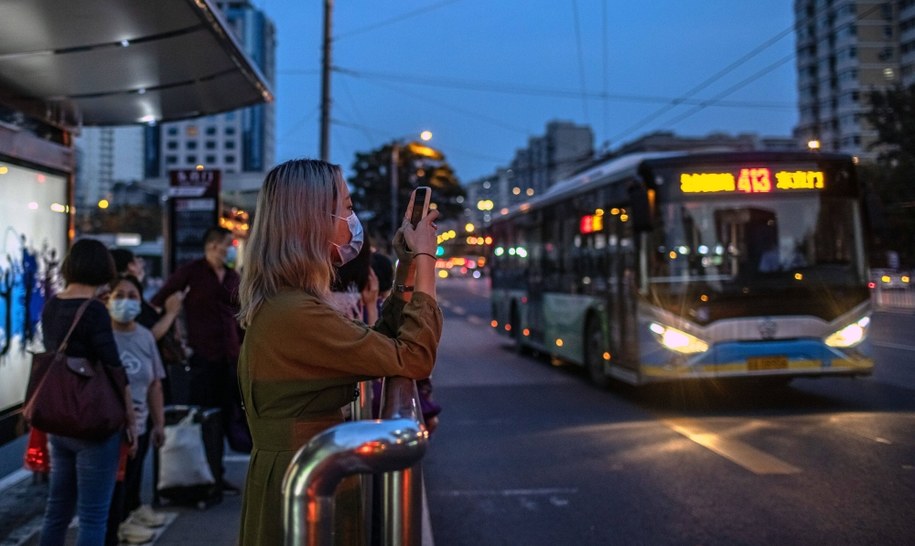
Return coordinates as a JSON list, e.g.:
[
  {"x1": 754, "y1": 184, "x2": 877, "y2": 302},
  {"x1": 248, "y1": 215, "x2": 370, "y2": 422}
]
[
  {"x1": 680, "y1": 168, "x2": 825, "y2": 194},
  {"x1": 579, "y1": 214, "x2": 604, "y2": 234}
]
